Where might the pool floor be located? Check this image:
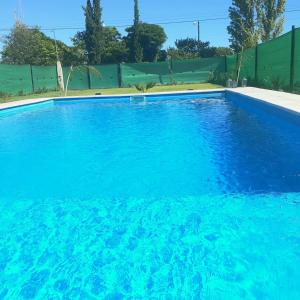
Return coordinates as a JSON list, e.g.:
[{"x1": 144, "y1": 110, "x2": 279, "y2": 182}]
[{"x1": 0, "y1": 93, "x2": 300, "y2": 299}]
